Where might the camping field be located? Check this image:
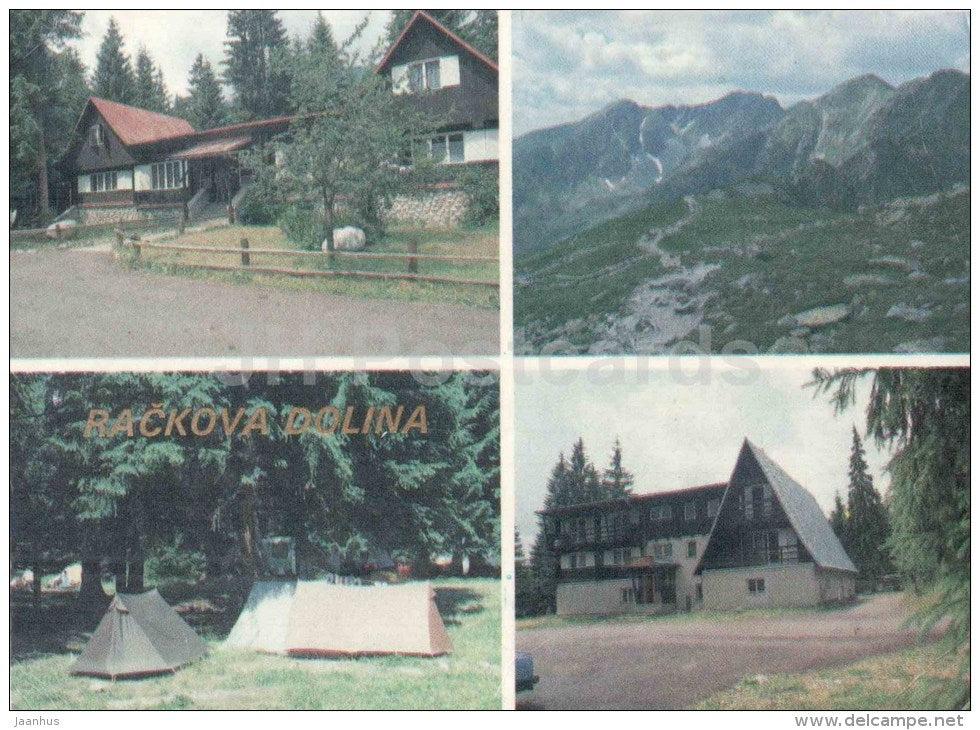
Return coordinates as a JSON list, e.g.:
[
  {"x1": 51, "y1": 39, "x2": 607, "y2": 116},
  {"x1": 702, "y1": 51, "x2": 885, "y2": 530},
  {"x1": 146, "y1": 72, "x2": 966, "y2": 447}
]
[{"x1": 10, "y1": 577, "x2": 501, "y2": 710}]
